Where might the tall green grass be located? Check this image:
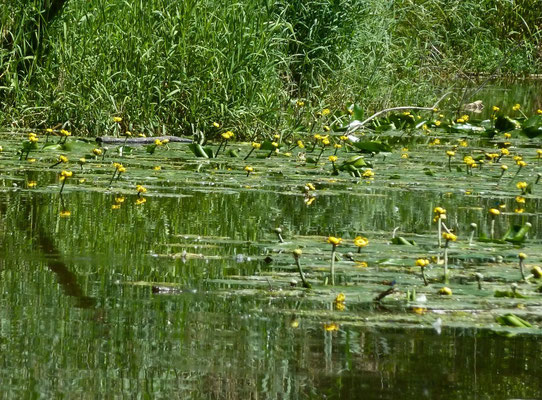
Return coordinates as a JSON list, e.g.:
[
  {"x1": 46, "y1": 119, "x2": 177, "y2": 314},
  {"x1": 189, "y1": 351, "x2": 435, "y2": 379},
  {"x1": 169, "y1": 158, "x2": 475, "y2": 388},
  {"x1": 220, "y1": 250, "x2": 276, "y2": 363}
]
[{"x1": 1, "y1": 0, "x2": 540, "y2": 138}]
